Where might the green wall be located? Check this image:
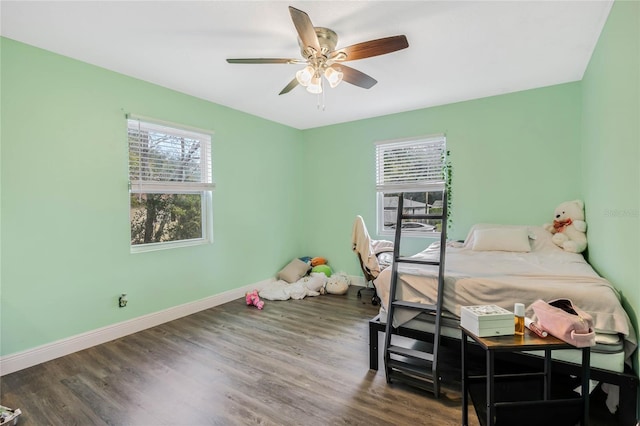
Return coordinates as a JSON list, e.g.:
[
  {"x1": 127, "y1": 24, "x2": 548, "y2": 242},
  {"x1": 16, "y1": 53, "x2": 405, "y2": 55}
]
[
  {"x1": 2, "y1": 1, "x2": 638, "y2": 379},
  {"x1": 301, "y1": 84, "x2": 582, "y2": 274},
  {"x1": 581, "y1": 0, "x2": 640, "y2": 369},
  {"x1": 0, "y1": 38, "x2": 304, "y2": 356}
]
